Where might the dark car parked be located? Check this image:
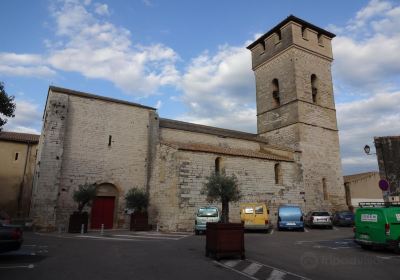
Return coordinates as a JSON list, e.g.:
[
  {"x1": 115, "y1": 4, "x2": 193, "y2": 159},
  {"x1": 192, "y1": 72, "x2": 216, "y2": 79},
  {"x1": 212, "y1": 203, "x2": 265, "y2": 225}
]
[
  {"x1": 0, "y1": 222, "x2": 23, "y2": 253},
  {"x1": 332, "y1": 210, "x2": 354, "y2": 226},
  {"x1": 305, "y1": 211, "x2": 333, "y2": 229}
]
